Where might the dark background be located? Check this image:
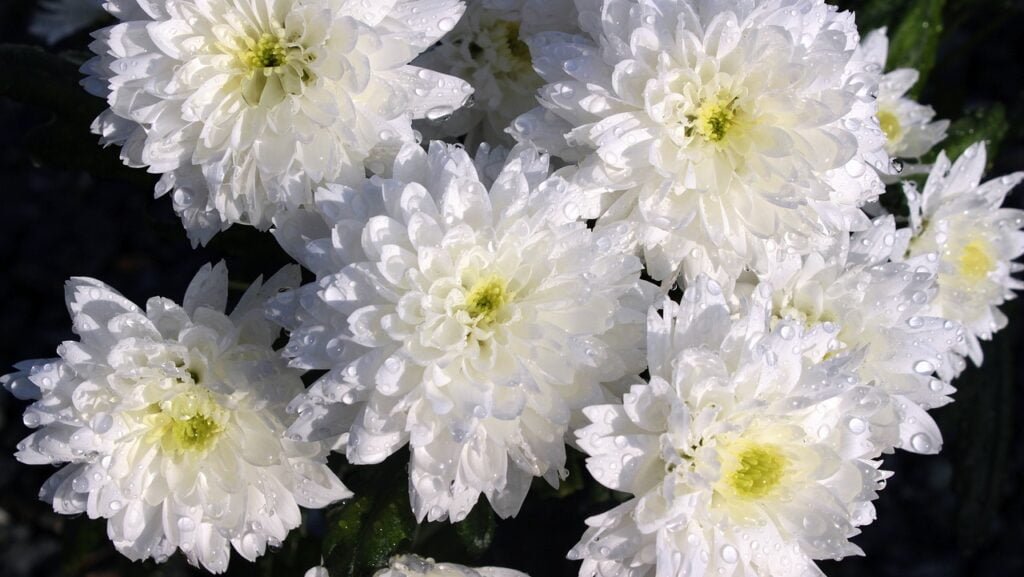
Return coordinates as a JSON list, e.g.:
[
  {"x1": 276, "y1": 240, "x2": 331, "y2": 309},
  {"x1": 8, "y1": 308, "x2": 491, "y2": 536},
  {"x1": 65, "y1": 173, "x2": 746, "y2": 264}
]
[{"x1": 2, "y1": 0, "x2": 1023, "y2": 576}]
